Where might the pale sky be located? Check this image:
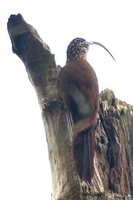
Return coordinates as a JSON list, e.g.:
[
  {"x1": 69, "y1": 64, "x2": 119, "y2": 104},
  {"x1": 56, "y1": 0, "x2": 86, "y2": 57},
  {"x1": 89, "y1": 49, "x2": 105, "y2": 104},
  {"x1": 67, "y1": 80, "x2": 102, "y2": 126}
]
[{"x1": 0, "y1": 0, "x2": 133, "y2": 199}]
